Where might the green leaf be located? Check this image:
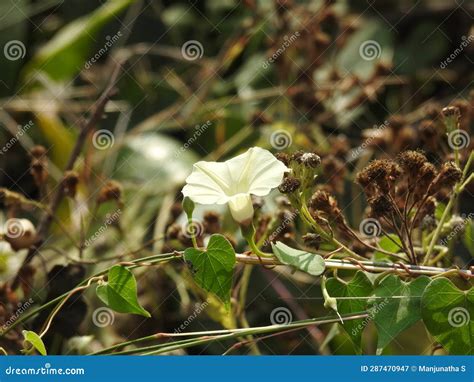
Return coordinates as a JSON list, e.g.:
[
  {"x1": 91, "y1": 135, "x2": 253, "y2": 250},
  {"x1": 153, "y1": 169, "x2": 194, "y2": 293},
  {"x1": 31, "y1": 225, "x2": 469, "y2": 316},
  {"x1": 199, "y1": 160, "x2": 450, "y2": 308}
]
[
  {"x1": 374, "y1": 234, "x2": 402, "y2": 261},
  {"x1": 462, "y1": 220, "x2": 474, "y2": 257},
  {"x1": 371, "y1": 274, "x2": 430, "y2": 354},
  {"x1": 22, "y1": 330, "x2": 47, "y2": 356},
  {"x1": 325, "y1": 271, "x2": 373, "y2": 353},
  {"x1": 271, "y1": 242, "x2": 325, "y2": 276},
  {"x1": 96, "y1": 265, "x2": 150, "y2": 317},
  {"x1": 23, "y1": 0, "x2": 136, "y2": 82},
  {"x1": 421, "y1": 278, "x2": 473, "y2": 355},
  {"x1": 184, "y1": 234, "x2": 236, "y2": 307}
]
